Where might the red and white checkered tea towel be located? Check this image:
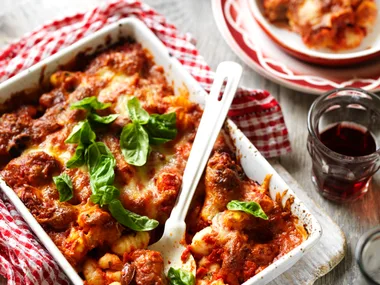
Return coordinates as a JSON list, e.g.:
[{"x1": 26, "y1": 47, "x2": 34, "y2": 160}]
[{"x1": 0, "y1": 0, "x2": 291, "y2": 284}]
